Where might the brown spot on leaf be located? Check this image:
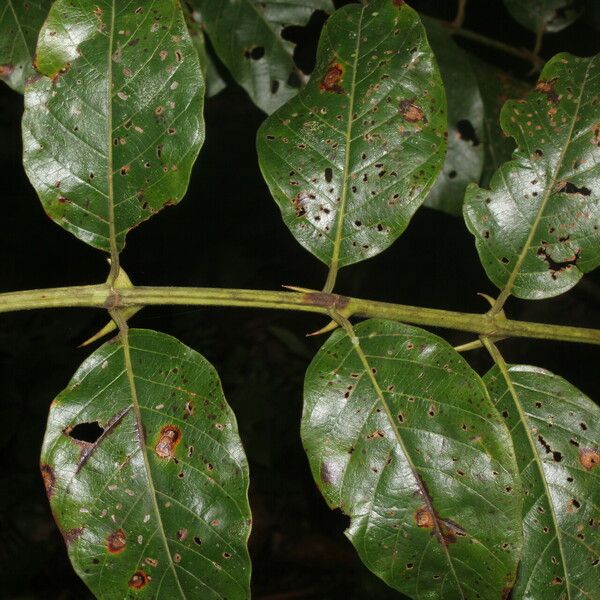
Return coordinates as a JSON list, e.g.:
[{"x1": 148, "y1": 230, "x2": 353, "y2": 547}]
[
  {"x1": 40, "y1": 464, "x2": 55, "y2": 498},
  {"x1": 128, "y1": 570, "x2": 150, "y2": 589},
  {"x1": 535, "y1": 78, "x2": 559, "y2": 104},
  {"x1": 63, "y1": 527, "x2": 84, "y2": 545},
  {"x1": 392, "y1": 0, "x2": 405, "y2": 5},
  {"x1": 579, "y1": 448, "x2": 600, "y2": 470},
  {"x1": 367, "y1": 429, "x2": 385, "y2": 439},
  {"x1": 399, "y1": 99, "x2": 427, "y2": 123},
  {"x1": 183, "y1": 400, "x2": 194, "y2": 419},
  {"x1": 593, "y1": 123, "x2": 600, "y2": 147},
  {"x1": 415, "y1": 507, "x2": 435, "y2": 528},
  {"x1": 0, "y1": 64, "x2": 14, "y2": 78},
  {"x1": 155, "y1": 425, "x2": 181, "y2": 459},
  {"x1": 320, "y1": 63, "x2": 344, "y2": 94},
  {"x1": 107, "y1": 529, "x2": 126, "y2": 553}
]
